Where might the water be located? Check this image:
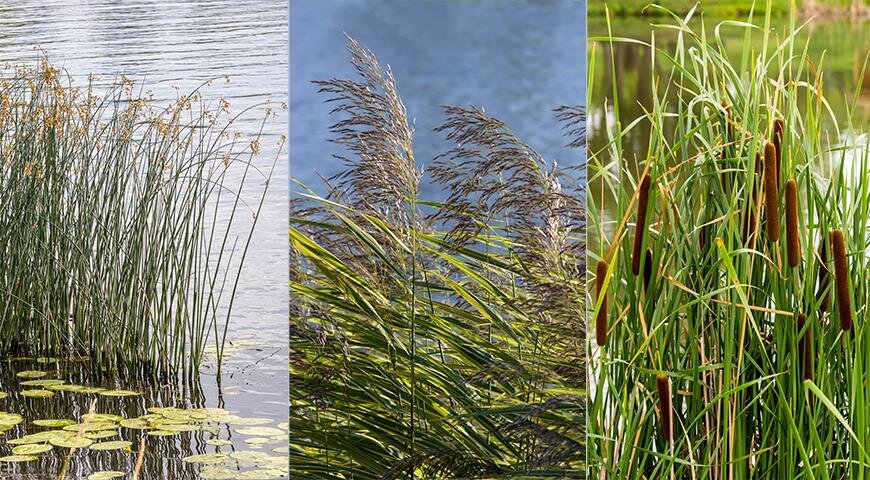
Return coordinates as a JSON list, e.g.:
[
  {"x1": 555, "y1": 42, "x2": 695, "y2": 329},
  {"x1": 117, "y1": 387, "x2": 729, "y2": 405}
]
[
  {"x1": 290, "y1": 0, "x2": 586, "y2": 199},
  {"x1": 0, "y1": 1, "x2": 288, "y2": 478},
  {"x1": 588, "y1": 15, "x2": 870, "y2": 236}
]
